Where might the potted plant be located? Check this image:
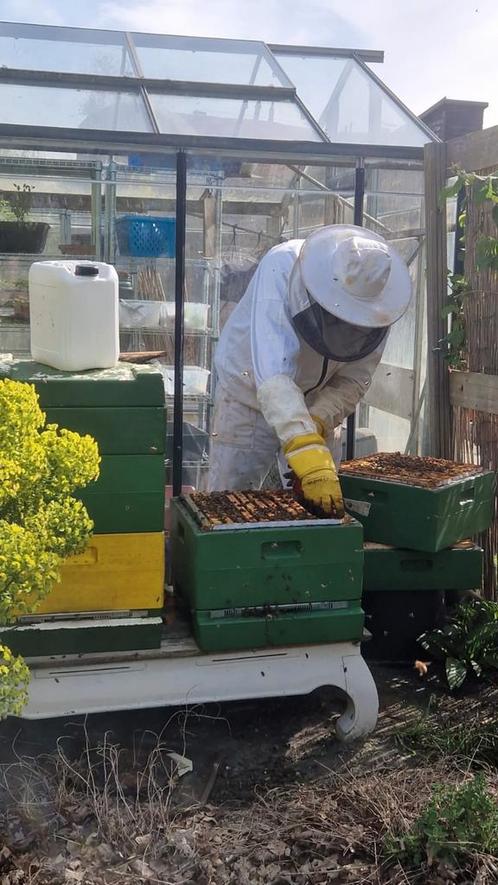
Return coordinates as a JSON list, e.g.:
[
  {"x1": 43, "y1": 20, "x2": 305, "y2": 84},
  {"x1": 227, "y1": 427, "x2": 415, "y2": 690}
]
[{"x1": 0, "y1": 183, "x2": 50, "y2": 254}]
